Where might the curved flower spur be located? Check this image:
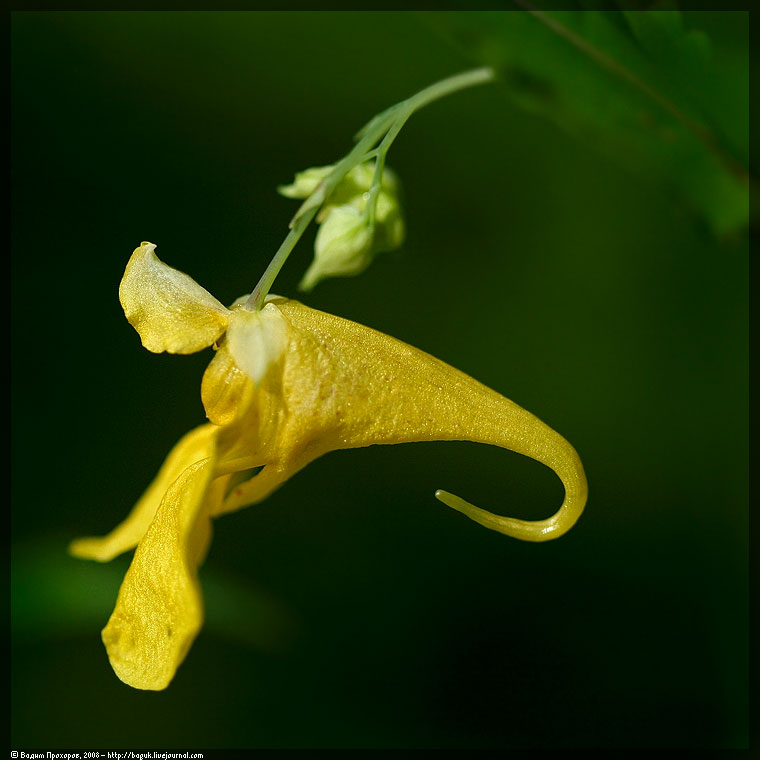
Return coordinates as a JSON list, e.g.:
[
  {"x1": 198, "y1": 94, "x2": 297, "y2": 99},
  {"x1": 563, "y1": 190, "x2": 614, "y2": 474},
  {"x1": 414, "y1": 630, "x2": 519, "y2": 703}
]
[{"x1": 70, "y1": 69, "x2": 588, "y2": 691}]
